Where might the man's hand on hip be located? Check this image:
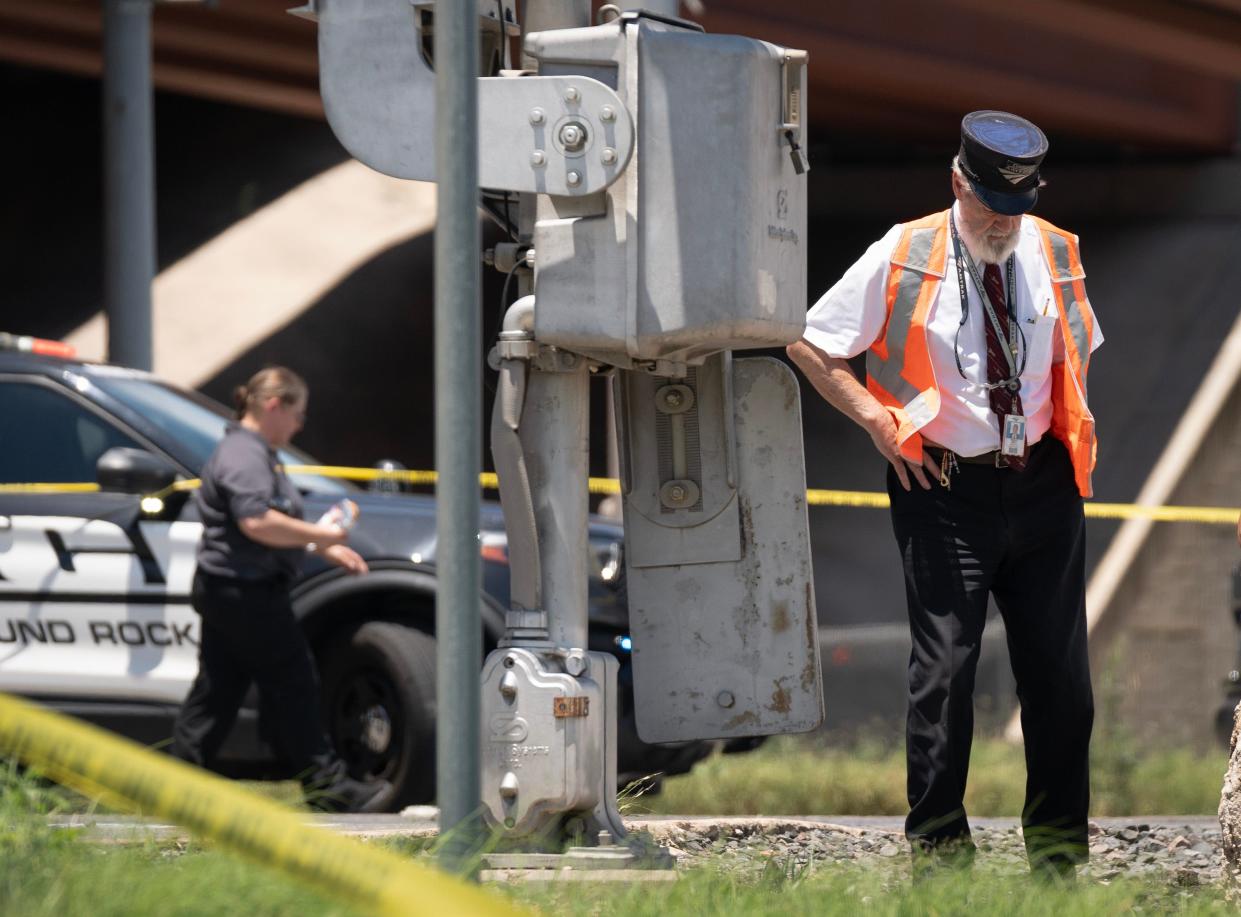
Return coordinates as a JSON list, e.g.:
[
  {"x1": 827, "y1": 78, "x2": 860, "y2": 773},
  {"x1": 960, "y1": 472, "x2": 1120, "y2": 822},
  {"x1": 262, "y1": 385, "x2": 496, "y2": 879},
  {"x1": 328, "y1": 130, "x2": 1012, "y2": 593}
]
[
  {"x1": 785, "y1": 340, "x2": 936, "y2": 492},
  {"x1": 863, "y1": 405, "x2": 934, "y2": 491}
]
